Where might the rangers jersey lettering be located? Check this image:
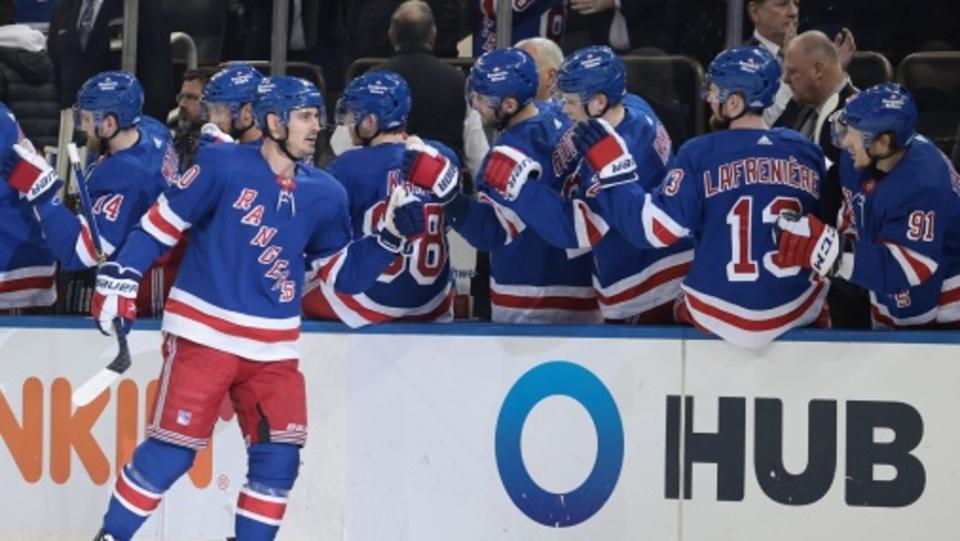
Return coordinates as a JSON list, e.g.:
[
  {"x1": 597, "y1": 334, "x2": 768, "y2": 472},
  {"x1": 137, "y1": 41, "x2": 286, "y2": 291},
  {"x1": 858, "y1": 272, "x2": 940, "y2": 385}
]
[
  {"x1": 113, "y1": 144, "x2": 396, "y2": 360},
  {"x1": 598, "y1": 127, "x2": 829, "y2": 347},
  {"x1": 838, "y1": 137, "x2": 960, "y2": 328},
  {"x1": 448, "y1": 104, "x2": 600, "y2": 323},
  {"x1": 302, "y1": 140, "x2": 459, "y2": 326},
  {"x1": 510, "y1": 94, "x2": 693, "y2": 320}
]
